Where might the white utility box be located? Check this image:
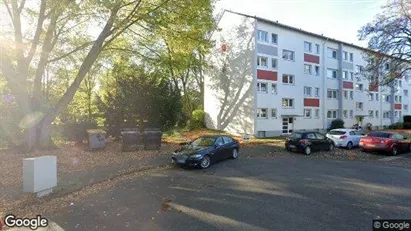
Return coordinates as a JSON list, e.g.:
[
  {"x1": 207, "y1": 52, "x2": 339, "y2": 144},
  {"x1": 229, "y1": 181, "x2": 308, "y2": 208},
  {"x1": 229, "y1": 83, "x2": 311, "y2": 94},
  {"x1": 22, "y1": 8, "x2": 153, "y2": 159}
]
[{"x1": 23, "y1": 156, "x2": 57, "y2": 197}]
